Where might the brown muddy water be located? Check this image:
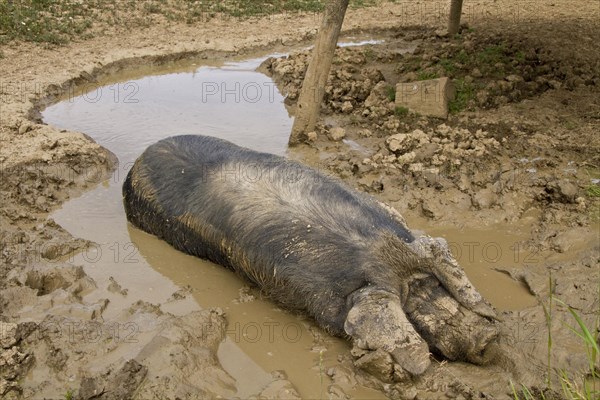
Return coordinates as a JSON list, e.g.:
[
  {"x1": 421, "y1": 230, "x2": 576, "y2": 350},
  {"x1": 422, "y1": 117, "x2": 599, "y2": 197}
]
[{"x1": 42, "y1": 41, "x2": 535, "y2": 398}]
